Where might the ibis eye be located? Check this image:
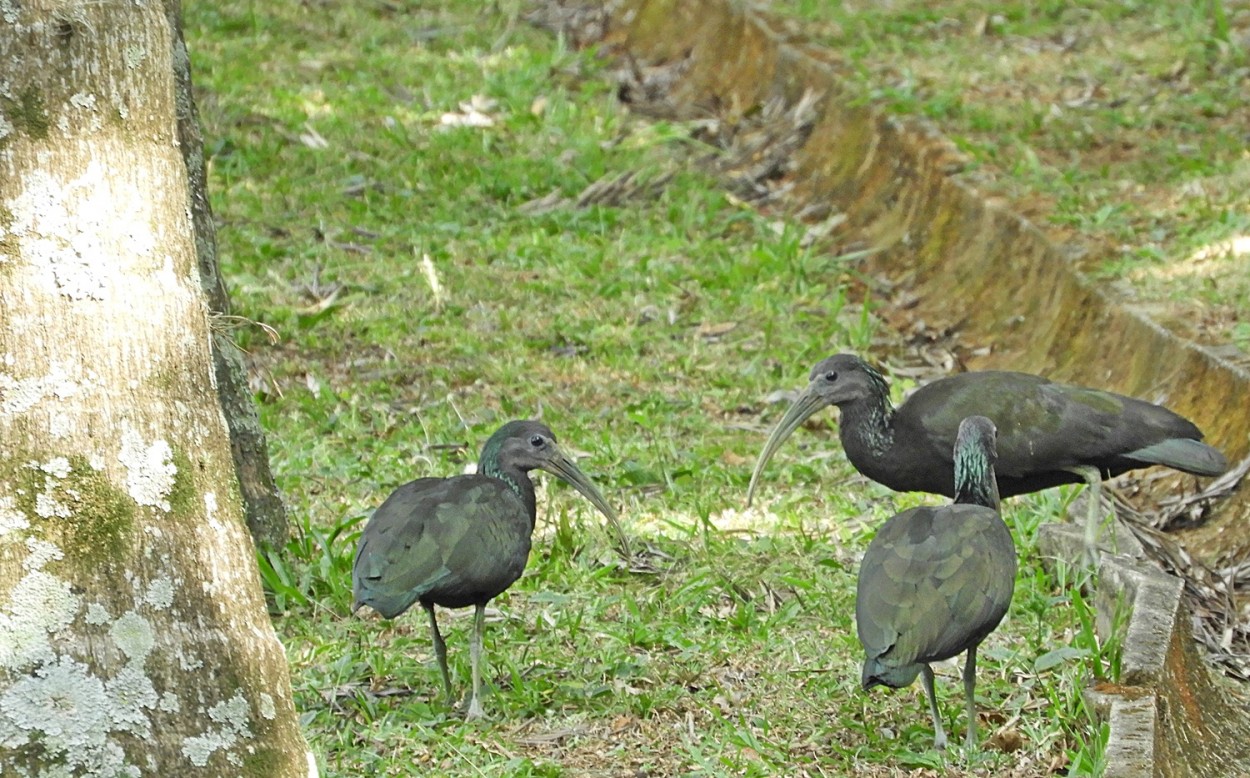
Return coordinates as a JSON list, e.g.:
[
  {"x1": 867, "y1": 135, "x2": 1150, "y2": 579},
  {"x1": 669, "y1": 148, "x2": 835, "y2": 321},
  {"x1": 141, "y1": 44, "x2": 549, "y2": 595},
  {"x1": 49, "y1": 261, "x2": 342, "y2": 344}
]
[
  {"x1": 529, "y1": 435, "x2": 545, "y2": 448},
  {"x1": 824, "y1": 371, "x2": 839, "y2": 382}
]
